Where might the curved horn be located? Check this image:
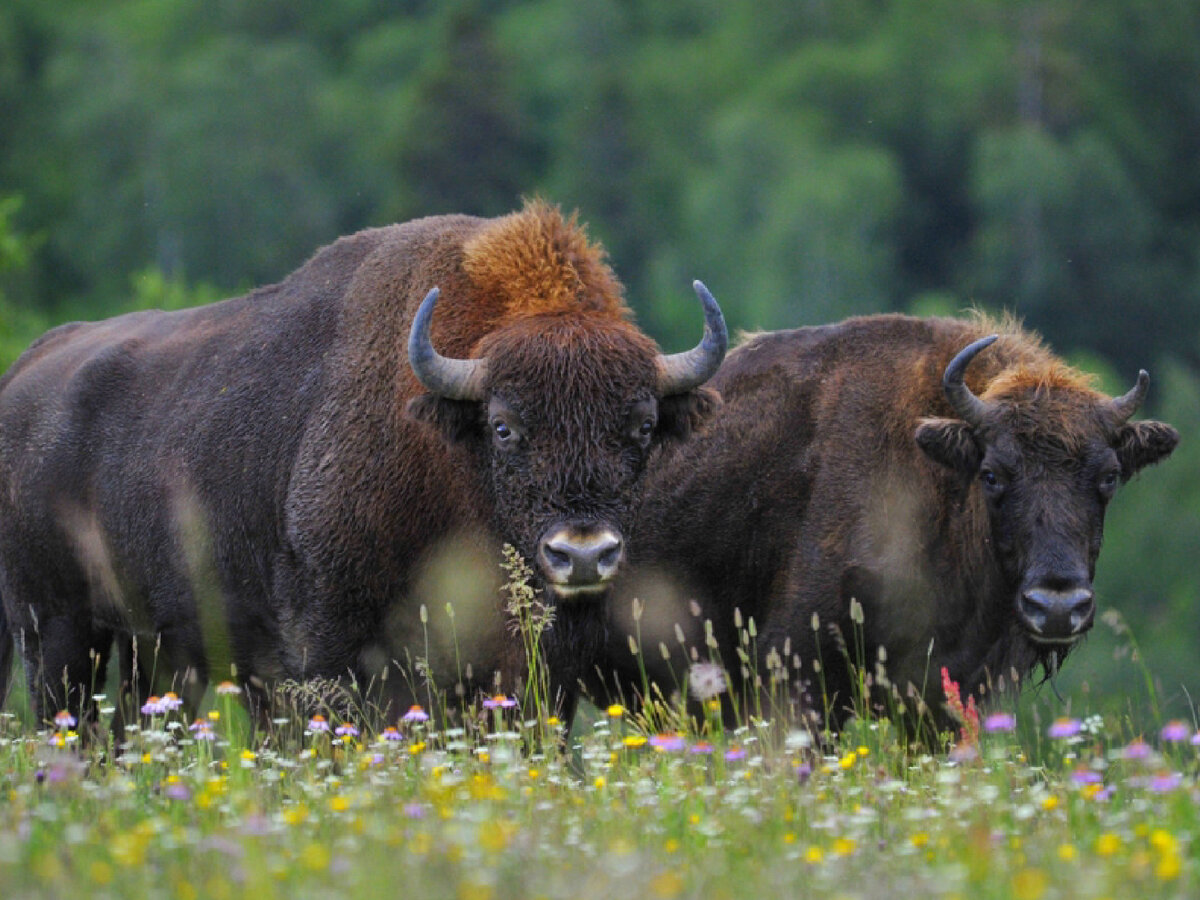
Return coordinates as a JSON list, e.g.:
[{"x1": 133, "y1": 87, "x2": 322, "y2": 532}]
[
  {"x1": 943, "y1": 334, "x2": 999, "y2": 427},
  {"x1": 655, "y1": 280, "x2": 729, "y2": 395},
  {"x1": 1109, "y1": 369, "x2": 1149, "y2": 425},
  {"x1": 408, "y1": 288, "x2": 488, "y2": 401}
]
